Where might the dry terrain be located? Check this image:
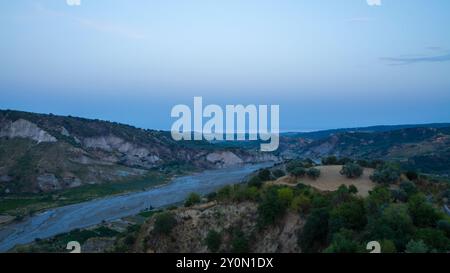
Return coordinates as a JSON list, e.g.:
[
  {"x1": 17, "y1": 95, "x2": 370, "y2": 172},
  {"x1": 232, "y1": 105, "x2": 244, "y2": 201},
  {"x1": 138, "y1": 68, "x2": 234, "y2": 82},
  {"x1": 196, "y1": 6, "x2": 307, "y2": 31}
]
[{"x1": 273, "y1": 165, "x2": 376, "y2": 197}]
